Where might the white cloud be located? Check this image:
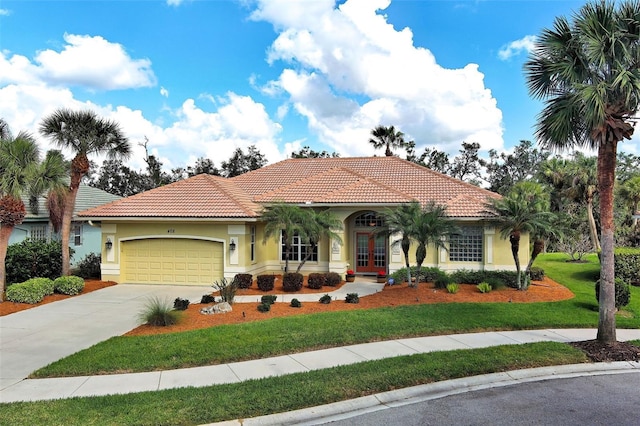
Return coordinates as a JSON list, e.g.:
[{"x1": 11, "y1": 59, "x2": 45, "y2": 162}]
[
  {"x1": 252, "y1": 0, "x2": 504, "y2": 156},
  {"x1": 35, "y1": 33, "x2": 156, "y2": 90},
  {"x1": 166, "y1": 0, "x2": 185, "y2": 6},
  {"x1": 0, "y1": 8, "x2": 10, "y2": 16},
  {"x1": 498, "y1": 35, "x2": 537, "y2": 61},
  {"x1": 160, "y1": 87, "x2": 169, "y2": 97}
]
